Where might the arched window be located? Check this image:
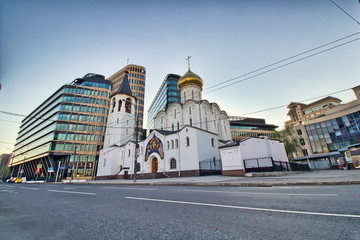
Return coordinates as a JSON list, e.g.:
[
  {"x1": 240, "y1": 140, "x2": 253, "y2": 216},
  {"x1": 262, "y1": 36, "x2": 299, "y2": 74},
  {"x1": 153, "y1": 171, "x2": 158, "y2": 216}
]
[
  {"x1": 211, "y1": 138, "x2": 215, "y2": 147},
  {"x1": 118, "y1": 100, "x2": 122, "y2": 112},
  {"x1": 186, "y1": 137, "x2": 190, "y2": 147},
  {"x1": 175, "y1": 139, "x2": 179, "y2": 148},
  {"x1": 125, "y1": 98, "x2": 131, "y2": 113},
  {"x1": 136, "y1": 162, "x2": 140, "y2": 172},
  {"x1": 190, "y1": 118, "x2": 192, "y2": 127},
  {"x1": 170, "y1": 158, "x2": 177, "y2": 169},
  {"x1": 128, "y1": 149, "x2": 131, "y2": 157},
  {"x1": 177, "y1": 122, "x2": 179, "y2": 130},
  {"x1": 174, "y1": 109, "x2": 176, "y2": 118},
  {"x1": 192, "y1": 90, "x2": 194, "y2": 99},
  {"x1": 167, "y1": 141, "x2": 170, "y2": 150},
  {"x1": 172, "y1": 124, "x2": 174, "y2": 131},
  {"x1": 184, "y1": 92, "x2": 186, "y2": 101},
  {"x1": 189, "y1": 106, "x2": 191, "y2": 114},
  {"x1": 111, "y1": 98, "x2": 116, "y2": 113},
  {"x1": 171, "y1": 140, "x2": 174, "y2": 149}
]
